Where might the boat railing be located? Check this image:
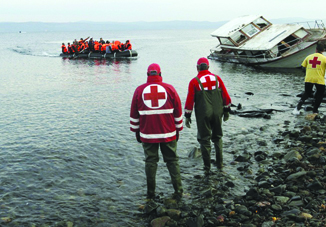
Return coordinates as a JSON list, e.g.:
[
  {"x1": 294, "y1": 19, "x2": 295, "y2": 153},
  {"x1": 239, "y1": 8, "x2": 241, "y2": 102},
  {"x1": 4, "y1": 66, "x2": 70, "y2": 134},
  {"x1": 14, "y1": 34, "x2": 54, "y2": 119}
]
[{"x1": 293, "y1": 20, "x2": 326, "y2": 31}]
